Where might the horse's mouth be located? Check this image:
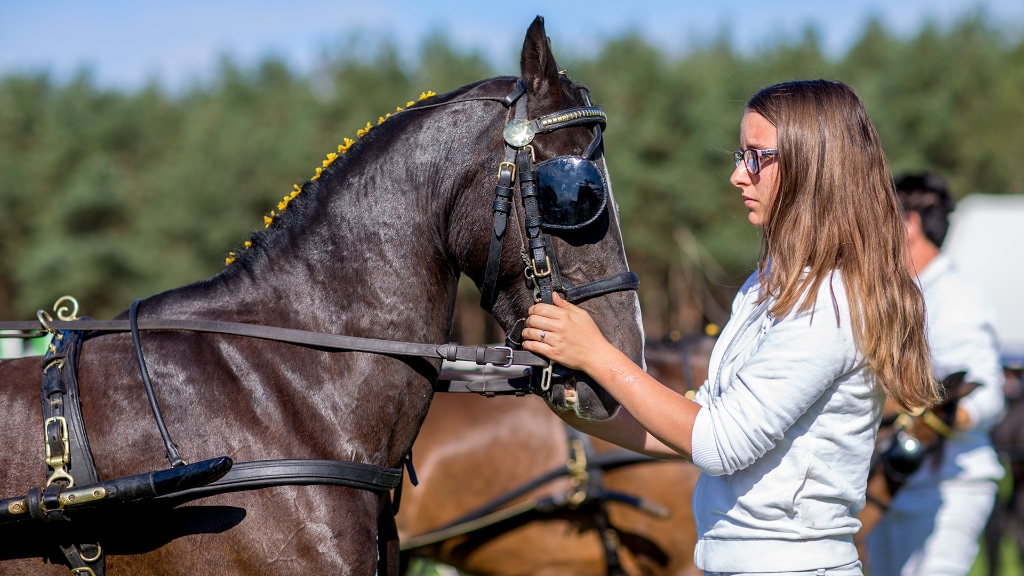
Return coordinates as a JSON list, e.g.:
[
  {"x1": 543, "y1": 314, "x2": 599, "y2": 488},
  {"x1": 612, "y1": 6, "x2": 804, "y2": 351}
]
[{"x1": 539, "y1": 366, "x2": 619, "y2": 421}]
